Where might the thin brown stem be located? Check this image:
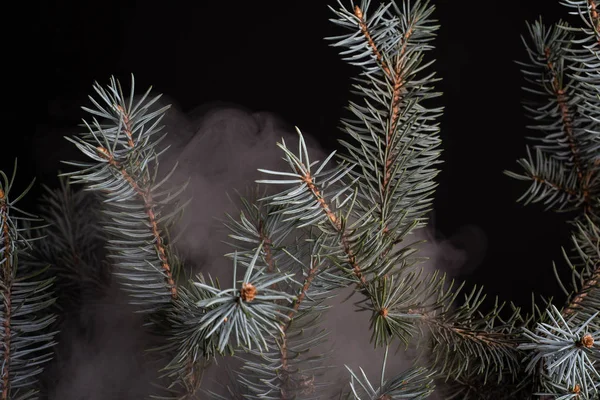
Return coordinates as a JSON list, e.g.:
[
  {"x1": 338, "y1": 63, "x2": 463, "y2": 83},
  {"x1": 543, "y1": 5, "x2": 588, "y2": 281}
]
[
  {"x1": 402, "y1": 305, "x2": 518, "y2": 352},
  {"x1": 416, "y1": 310, "x2": 518, "y2": 349},
  {"x1": 531, "y1": 174, "x2": 578, "y2": 197},
  {"x1": 383, "y1": 25, "x2": 414, "y2": 188},
  {"x1": 563, "y1": 262, "x2": 600, "y2": 316},
  {"x1": 354, "y1": 5, "x2": 414, "y2": 198},
  {"x1": 258, "y1": 220, "x2": 275, "y2": 273},
  {"x1": 96, "y1": 146, "x2": 177, "y2": 298},
  {"x1": 355, "y1": 6, "x2": 418, "y2": 261},
  {"x1": 98, "y1": 106, "x2": 177, "y2": 297},
  {"x1": 297, "y1": 168, "x2": 367, "y2": 285},
  {"x1": 544, "y1": 47, "x2": 594, "y2": 213},
  {"x1": 116, "y1": 105, "x2": 136, "y2": 148},
  {"x1": 354, "y1": 6, "x2": 392, "y2": 78}
]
